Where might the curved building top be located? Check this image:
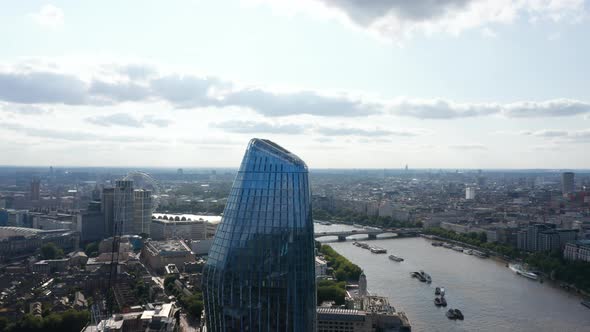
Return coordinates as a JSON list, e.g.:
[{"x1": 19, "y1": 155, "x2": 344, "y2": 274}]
[{"x1": 241, "y1": 138, "x2": 308, "y2": 172}]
